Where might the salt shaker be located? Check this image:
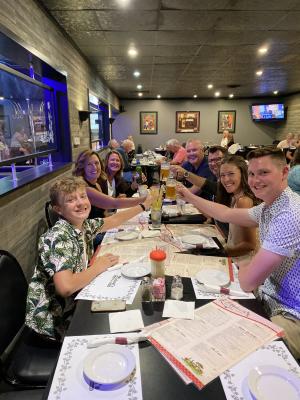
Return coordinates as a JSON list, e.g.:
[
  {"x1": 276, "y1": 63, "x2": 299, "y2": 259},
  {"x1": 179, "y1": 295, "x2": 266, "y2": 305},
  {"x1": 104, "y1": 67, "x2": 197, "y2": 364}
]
[
  {"x1": 171, "y1": 275, "x2": 183, "y2": 300},
  {"x1": 141, "y1": 277, "x2": 152, "y2": 302}
]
